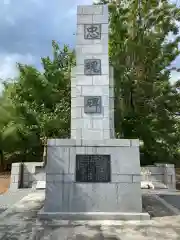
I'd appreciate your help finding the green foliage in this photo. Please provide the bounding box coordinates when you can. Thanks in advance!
[99,0,180,164]
[0,41,75,169]
[1,1,180,168]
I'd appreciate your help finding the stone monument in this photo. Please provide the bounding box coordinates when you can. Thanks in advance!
[39,4,150,220]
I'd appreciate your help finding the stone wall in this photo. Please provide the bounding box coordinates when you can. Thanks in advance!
[9,162,45,190]
[141,163,176,189]
[9,161,176,190]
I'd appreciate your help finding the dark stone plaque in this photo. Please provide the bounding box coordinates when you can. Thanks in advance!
[84,96,101,114]
[84,59,101,75]
[84,24,101,39]
[76,155,111,183]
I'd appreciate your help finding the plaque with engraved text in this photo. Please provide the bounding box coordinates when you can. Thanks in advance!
[84,24,101,39]
[84,59,101,75]
[84,96,101,114]
[76,155,111,183]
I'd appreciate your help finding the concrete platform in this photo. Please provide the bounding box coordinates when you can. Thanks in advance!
[38,208,150,221]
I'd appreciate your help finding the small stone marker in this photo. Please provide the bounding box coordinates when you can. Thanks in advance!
[84,59,101,75]
[84,24,101,39]
[84,96,101,113]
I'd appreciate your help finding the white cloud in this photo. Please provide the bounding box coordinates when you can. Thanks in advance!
[0,53,35,80]
[0,0,178,90]
[0,53,36,92]
[0,0,94,92]
[170,70,180,83]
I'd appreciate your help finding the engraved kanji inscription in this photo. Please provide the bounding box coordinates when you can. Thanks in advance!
[84,96,101,113]
[84,59,101,75]
[76,155,111,183]
[84,24,101,39]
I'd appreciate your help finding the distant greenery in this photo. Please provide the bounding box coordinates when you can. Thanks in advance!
[1,1,180,170]
[0,41,74,170]
[100,0,180,164]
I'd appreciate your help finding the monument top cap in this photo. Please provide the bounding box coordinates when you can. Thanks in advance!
[77,5,108,16]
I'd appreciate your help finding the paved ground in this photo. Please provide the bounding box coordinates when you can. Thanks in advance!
[0,189,33,210]
[160,194,180,211]
[0,190,180,239]
[0,191,44,240]
[33,217,180,239]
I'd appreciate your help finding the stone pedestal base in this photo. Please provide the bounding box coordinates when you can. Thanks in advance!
[43,139,143,220]
[38,209,150,221]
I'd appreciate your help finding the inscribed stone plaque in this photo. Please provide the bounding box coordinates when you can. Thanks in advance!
[84,24,101,39]
[76,155,111,183]
[84,96,101,113]
[84,59,101,75]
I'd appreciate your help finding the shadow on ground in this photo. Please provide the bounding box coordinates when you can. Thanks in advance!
[142,194,179,217]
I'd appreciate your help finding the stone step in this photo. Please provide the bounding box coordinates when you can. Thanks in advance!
[38,209,150,221]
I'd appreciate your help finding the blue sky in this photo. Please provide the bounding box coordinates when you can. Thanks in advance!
[0,0,179,88]
[0,0,92,85]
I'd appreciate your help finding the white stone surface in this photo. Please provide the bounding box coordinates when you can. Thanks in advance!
[81,85,109,95]
[76,53,109,66]
[141,181,154,189]
[77,15,93,24]
[71,86,82,97]
[93,14,109,24]
[75,75,93,85]
[92,118,110,129]
[71,107,82,118]
[71,118,93,129]
[77,5,104,15]
[131,139,140,147]
[71,97,84,108]
[76,44,104,55]
[92,75,109,85]
[9,163,21,190]
[36,181,46,189]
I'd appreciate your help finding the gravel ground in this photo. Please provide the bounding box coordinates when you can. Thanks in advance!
[0,191,180,239]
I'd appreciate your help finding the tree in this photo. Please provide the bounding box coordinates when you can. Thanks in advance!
[0,83,25,169]
[0,41,74,168]
[99,0,180,164]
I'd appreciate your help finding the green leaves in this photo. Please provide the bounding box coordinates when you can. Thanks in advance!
[0,41,74,166]
[104,0,180,164]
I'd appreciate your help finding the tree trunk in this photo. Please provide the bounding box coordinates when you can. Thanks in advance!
[0,150,4,172]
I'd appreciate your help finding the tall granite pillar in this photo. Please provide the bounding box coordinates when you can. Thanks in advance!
[39,4,150,221]
[71,5,114,140]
